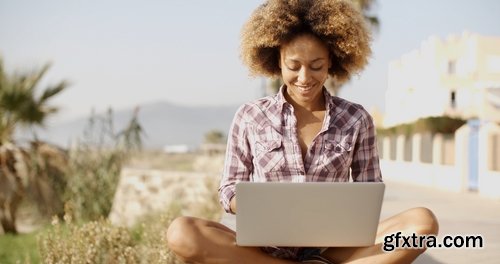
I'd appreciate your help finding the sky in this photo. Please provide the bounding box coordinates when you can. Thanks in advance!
[1,0,500,122]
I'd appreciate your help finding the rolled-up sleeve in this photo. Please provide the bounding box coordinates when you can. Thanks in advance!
[351,111,382,182]
[218,105,253,213]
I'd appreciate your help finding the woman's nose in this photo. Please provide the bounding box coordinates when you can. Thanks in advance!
[297,67,311,84]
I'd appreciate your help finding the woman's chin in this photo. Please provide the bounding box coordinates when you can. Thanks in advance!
[293,88,321,101]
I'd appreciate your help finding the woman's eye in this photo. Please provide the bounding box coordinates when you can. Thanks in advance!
[285,63,322,71]
[311,65,323,71]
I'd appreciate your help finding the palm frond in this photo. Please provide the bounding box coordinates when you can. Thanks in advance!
[24,63,51,93]
[0,58,67,142]
[40,81,67,103]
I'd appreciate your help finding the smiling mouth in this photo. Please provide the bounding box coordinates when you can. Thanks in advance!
[296,85,314,93]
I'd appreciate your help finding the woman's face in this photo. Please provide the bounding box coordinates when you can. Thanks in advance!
[279,33,331,106]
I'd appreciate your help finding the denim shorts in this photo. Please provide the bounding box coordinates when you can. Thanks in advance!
[297,247,323,261]
[261,246,328,261]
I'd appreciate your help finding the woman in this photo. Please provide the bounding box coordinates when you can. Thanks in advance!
[167,0,439,263]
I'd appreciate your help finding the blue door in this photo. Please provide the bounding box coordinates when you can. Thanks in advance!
[467,119,480,191]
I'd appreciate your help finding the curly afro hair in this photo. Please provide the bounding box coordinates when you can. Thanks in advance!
[240,0,372,84]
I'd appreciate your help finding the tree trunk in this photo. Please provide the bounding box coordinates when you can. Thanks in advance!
[0,198,19,234]
[0,143,26,234]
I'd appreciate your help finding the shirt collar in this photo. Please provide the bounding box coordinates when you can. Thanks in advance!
[275,84,288,110]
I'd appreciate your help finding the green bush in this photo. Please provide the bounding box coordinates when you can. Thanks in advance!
[377,116,466,136]
[38,175,222,264]
[38,201,213,263]
[64,109,143,221]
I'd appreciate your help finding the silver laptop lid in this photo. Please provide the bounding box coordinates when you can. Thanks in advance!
[236,182,385,247]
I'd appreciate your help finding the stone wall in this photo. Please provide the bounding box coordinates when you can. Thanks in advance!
[109,154,225,227]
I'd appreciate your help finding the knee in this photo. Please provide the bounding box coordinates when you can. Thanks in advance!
[166,216,201,260]
[406,207,439,236]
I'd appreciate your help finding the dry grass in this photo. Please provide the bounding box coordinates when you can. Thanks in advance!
[38,209,180,264]
[38,171,223,264]
[127,151,198,171]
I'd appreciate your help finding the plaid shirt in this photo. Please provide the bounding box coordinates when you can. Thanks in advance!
[218,86,382,260]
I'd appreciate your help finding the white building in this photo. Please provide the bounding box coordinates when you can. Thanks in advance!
[163,144,192,154]
[384,32,500,127]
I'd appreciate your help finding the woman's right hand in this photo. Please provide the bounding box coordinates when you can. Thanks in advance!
[230,197,237,214]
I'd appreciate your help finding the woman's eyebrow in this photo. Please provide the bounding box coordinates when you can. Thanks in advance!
[286,58,326,63]
[311,58,326,62]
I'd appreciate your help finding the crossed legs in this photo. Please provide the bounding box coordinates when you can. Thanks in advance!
[166,216,296,264]
[166,207,439,264]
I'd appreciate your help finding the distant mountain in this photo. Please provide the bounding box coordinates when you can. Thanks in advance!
[20,101,240,150]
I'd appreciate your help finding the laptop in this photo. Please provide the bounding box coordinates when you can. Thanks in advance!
[235,182,385,247]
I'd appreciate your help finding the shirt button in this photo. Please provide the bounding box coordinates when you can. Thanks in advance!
[335,145,342,152]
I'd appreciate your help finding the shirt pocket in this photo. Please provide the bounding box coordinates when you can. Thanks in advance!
[254,138,286,178]
[320,134,353,179]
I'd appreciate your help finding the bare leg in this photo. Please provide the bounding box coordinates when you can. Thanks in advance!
[321,207,439,264]
[166,216,299,264]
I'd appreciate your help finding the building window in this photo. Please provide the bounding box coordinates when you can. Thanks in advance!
[448,60,456,75]
[450,91,456,108]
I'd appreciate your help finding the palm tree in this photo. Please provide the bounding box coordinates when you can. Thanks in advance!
[0,57,67,233]
[0,60,67,142]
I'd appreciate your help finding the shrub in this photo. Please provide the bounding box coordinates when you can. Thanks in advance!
[39,215,139,264]
[128,203,184,264]
[64,109,143,221]
[377,116,466,136]
[39,174,222,264]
